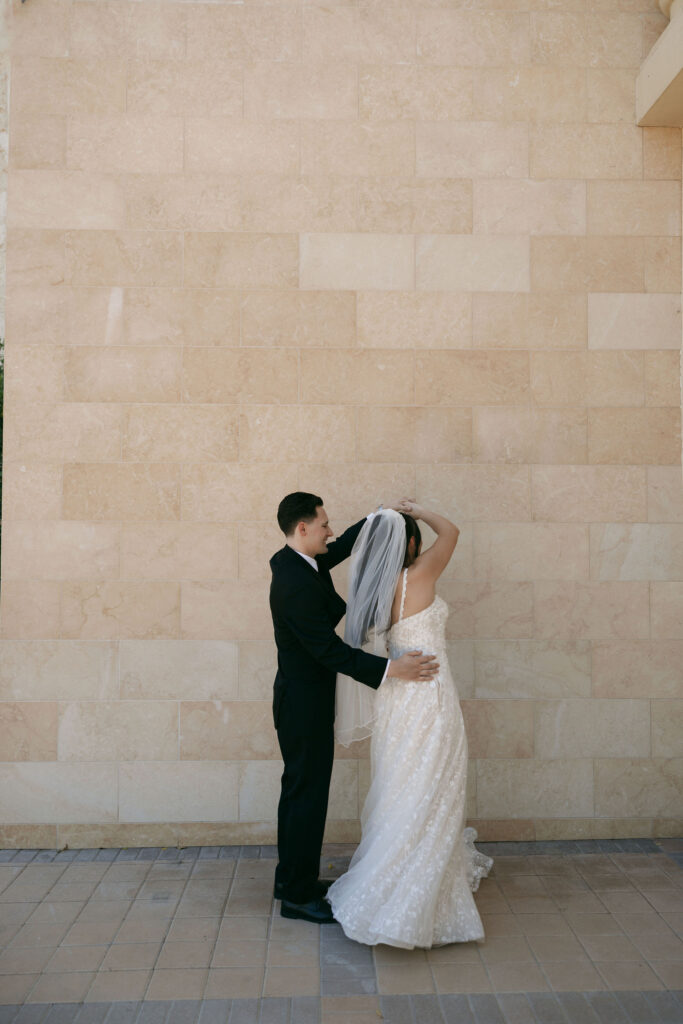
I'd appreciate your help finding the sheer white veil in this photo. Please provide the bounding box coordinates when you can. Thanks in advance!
[335,509,407,746]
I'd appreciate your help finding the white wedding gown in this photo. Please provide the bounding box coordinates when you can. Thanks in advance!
[327,570,493,948]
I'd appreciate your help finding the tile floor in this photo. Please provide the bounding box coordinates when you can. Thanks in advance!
[0,839,681,1023]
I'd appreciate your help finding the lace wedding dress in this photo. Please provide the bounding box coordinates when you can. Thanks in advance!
[327,569,493,948]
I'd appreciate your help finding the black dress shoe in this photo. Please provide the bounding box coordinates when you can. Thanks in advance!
[280,896,335,924]
[273,878,333,900]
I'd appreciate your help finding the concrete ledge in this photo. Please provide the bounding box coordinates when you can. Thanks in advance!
[637,11,683,126]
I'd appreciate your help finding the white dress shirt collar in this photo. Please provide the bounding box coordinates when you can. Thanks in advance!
[293,549,318,572]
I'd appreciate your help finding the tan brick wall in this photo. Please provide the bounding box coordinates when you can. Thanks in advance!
[0,0,681,847]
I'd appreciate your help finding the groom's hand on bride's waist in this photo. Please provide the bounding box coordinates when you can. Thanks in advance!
[388,651,439,681]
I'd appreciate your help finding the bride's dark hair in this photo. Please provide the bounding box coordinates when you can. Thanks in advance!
[400,512,422,568]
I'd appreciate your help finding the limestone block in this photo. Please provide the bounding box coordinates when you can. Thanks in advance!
[185,5,299,62]
[531,236,644,292]
[244,63,357,120]
[476,759,593,819]
[535,699,650,759]
[473,407,587,464]
[70,1,187,61]
[184,232,298,290]
[447,641,475,699]
[62,464,180,521]
[587,181,681,236]
[8,170,125,230]
[58,701,178,762]
[0,702,58,761]
[587,70,636,124]
[644,237,681,293]
[595,759,683,818]
[472,293,586,350]
[417,464,530,523]
[531,466,647,523]
[241,290,356,349]
[121,525,238,582]
[11,0,69,57]
[652,702,683,758]
[119,763,238,823]
[328,761,359,821]
[645,351,681,406]
[239,406,355,463]
[11,57,126,117]
[590,525,683,581]
[358,178,472,235]
[473,180,585,235]
[5,283,68,346]
[2,522,120,581]
[4,403,124,463]
[417,123,529,179]
[407,522,473,582]
[65,347,181,402]
[441,581,534,640]
[185,120,299,176]
[0,463,63,520]
[300,233,414,291]
[360,66,472,121]
[180,702,278,761]
[123,406,238,463]
[65,230,182,286]
[304,4,415,63]
[238,762,282,822]
[651,584,683,639]
[6,228,66,288]
[300,350,414,405]
[120,640,238,702]
[531,12,641,68]
[648,467,683,522]
[643,127,682,179]
[241,175,356,234]
[0,764,117,823]
[592,641,683,699]
[589,292,679,348]
[474,67,585,122]
[67,117,183,174]
[0,641,118,701]
[180,581,271,641]
[298,464,417,523]
[60,582,181,640]
[588,408,681,465]
[417,11,530,66]
[357,291,471,350]
[182,463,298,522]
[531,351,644,407]
[237,522,289,583]
[4,344,64,402]
[474,640,591,700]
[123,176,241,233]
[534,581,650,640]
[418,235,530,292]
[126,60,242,117]
[8,114,66,171]
[415,351,529,405]
[461,700,534,758]
[301,122,415,177]
[183,349,297,405]
[530,125,641,179]
[473,523,589,582]
[0,581,61,640]
[356,406,472,464]
[238,643,277,703]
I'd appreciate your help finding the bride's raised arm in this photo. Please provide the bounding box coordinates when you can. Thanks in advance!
[400,500,459,581]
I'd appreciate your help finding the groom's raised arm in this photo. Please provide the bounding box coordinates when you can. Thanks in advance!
[279,583,387,690]
[318,518,367,571]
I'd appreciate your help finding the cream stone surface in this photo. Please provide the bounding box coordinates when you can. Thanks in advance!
[2,0,681,842]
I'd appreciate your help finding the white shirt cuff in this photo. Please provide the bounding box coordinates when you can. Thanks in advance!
[380,661,391,685]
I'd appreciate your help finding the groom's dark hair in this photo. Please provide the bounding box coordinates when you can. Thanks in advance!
[278,491,324,536]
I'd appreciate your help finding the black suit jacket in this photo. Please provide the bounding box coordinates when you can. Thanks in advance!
[269,519,388,730]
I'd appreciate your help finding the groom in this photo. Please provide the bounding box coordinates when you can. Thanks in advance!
[269,491,439,923]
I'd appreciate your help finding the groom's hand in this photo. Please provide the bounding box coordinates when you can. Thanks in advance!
[390,651,439,681]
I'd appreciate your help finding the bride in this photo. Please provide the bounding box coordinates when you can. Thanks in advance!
[326,501,493,948]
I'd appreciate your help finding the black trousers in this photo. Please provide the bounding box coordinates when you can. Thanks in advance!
[274,702,334,905]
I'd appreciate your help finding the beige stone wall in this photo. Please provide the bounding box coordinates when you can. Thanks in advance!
[0,0,681,848]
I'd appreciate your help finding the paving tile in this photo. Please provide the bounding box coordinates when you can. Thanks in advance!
[196,1001,231,1024]
[145,969,207,1001]
[486,963,549,993]
[555,992,600,1024]
[133,1003,168,1024]
[320,964,377,997]
[527,933,590,962]
[542,960,607,992]
[596,961,664,991]
[226,999,259,1024]
[479,937,534,964]
[44,1005,86,1024]
[584,991,628,1024]
[44,944,107,973]
[258,998,288,1024]
[289,996,318,1024]
[204,968,264,1000]
[213,942,267,969]
[377,995,412,1024]
[12,1007,51,1024]
[523,992,569,1024]
[100,943,161,972]
[431,964,491,995]
[650,961,683,988]
[612,990,660,1022]
[166,1001,202,1024]
[469,993,506,1024]
[85,971,150,1002]
[156,941,214,971]
[439,993,476,1024]
[494,993,536,1024]
[644,991,683,1023]
[26,972,96,1004]
[102,1003,140,1023]
[376,964,435,996]
[409,994,446,1024]
[74,1004,110,1024]
[0,976,39,1005]
[262,967,319,997]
